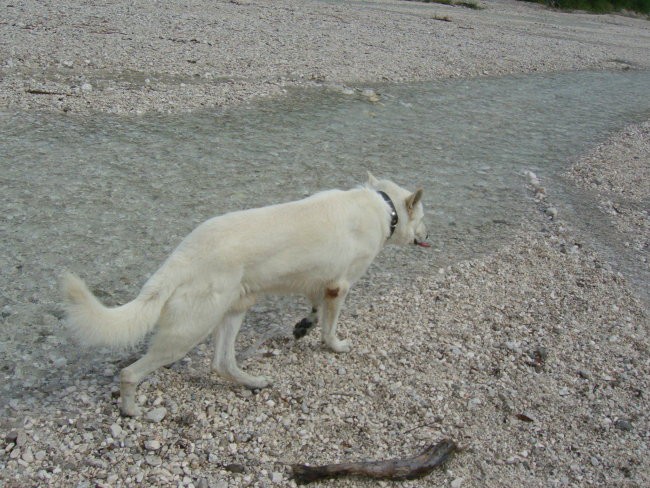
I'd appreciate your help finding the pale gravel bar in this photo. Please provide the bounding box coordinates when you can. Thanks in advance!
[1,1,649,487]
[1,0,649,114]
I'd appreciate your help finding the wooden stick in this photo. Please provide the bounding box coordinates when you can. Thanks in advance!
[291,439,458,485]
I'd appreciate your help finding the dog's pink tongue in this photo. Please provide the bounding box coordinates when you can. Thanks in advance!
[417,241,431,248]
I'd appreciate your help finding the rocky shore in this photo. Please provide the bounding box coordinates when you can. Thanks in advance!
[2,0,649,114]
[1,1,648,487]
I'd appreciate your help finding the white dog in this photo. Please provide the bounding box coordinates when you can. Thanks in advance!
[63,174,428,416]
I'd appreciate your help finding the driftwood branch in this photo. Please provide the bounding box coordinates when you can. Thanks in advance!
[25,88,69,96]
[291,439,458,485]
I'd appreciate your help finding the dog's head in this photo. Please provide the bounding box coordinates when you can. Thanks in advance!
[367,173,429,247]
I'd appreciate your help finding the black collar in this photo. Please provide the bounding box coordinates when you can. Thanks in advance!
[377,191,398,238]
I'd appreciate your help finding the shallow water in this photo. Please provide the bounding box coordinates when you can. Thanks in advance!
[2,69,649,285]
[1,70,649,413]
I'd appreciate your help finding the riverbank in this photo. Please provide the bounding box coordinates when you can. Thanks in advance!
[1,1,649,487]
[1,0,649,114]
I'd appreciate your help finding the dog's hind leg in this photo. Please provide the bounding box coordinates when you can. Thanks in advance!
[212,310,271,389]
[119,292,224,417]
[320,281,351,353]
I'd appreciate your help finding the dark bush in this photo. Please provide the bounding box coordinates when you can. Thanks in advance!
[520,0,650,14]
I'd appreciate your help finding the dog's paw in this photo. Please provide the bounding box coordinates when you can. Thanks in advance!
[293,317,314,339]
[244,375,272,390]
[328,338,352,353]
[120,402,142,418]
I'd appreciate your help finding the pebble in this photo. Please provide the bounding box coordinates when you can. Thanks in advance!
[110,423,123,438]
[146,407,167,423]
[525,170,540,187]
[614,419,633,432]
[145,455,163,467]
[505,341,521,353]
[145,439,161,451]
[360,88,381,103]
[51,356,67,367]
[467,398,481,410]
[545,207,558,219]
[451,478,464,488]
[5,430,19,443]
[22,446,34,463]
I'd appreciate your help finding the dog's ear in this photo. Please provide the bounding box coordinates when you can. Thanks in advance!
[405,188,423,218]
[367,172,380,188]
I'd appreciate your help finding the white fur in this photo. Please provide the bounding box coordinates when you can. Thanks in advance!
[62,174,427,416]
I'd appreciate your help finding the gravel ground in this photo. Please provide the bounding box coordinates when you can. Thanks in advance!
[568,121,650,275]
[1,1,649,487]
[1,0,649,114]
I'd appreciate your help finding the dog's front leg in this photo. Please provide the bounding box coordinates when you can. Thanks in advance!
[320,281,351,353]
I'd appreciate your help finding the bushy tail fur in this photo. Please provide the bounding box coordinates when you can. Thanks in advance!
[62,272,170,349]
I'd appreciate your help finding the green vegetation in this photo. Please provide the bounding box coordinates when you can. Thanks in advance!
[519,0,650,14]
[402,0,649,14]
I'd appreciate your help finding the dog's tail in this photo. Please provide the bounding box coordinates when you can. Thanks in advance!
[62,271,173,349]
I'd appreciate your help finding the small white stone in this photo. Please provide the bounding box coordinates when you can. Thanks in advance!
[525,170,540,187]
[545,207,558,219]
[21,447,34,463]
[145,407,167,423]
[467,398,481,410]
[51,356,67,367]
[110,423,123,438]
[451,477,464,488]
[145,454,162,467]
[81,83,93,92]
[144,439,161,451]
